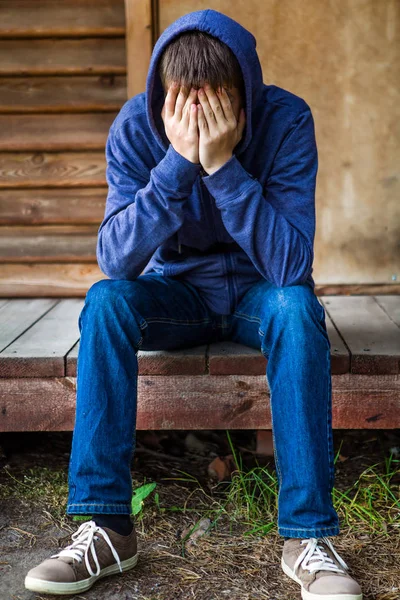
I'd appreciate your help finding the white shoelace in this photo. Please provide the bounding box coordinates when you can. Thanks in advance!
[294,537,349,576]
[50,520,123,577]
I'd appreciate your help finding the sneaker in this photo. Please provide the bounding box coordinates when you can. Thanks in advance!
[281,537,363,600]
[24,519,138,595]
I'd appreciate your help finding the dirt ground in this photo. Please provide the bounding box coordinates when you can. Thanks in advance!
[1,428,399,600]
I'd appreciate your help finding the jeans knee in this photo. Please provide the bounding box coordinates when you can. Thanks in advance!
[80,279,147,344]
[263,283,323,322]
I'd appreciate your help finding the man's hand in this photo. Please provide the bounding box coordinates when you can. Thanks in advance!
[197,83,246,175]
[161,82,200,164]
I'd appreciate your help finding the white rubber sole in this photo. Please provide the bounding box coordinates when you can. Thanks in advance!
[24,552,139,595]
[281,556,363,600]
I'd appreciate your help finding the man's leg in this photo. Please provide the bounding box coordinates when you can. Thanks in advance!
[66,274,218,518]
[228,278,339,537]
[227,280,362,598]
[25,273,220,595]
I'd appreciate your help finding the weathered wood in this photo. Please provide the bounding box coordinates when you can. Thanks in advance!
[324,296,400,374]
[315,284,400,296]
[209,342,266,376]
[0,374,399,432]
[321,302,351,373]
[0,299,58,352]
[374,295,400,327]
[0,76,127,113]
[0,0,125,38]
[124,0,153,98]
[67,343,209,377]
[0,226,98,261]
[0,39,126,76]
[0,113,117,151]
[0,152,106,188]
[0,264,102,297]
[0,188,106,225]
[0,300,83,377]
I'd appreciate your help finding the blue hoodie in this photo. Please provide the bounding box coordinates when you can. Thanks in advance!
[96,9,318,315]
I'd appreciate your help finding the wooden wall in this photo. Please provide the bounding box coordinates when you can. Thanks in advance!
[1,0,398,297]
[0,0,127,296]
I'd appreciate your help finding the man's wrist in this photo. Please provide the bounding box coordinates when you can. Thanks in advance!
[202,155,233,176]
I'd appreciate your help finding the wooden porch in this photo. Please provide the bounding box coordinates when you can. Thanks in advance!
[0,295,399,432]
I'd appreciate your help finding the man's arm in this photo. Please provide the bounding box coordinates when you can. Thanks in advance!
[96,120,201,280]
[201,109,318,287]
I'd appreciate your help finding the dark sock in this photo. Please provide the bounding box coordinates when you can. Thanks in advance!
[91,514,133,536]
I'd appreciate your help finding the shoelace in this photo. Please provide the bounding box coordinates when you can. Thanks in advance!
[294,537,349,576]
[50,520,123,577]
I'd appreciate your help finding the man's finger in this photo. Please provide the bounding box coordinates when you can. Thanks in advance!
[217,87,236,124]
[197,87,217,134]
[164,82,179,119]
[203,84,226,127]
[181,88,198,127]
[188,102,198,135]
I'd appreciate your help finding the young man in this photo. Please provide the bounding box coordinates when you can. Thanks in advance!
[25,9,363,599]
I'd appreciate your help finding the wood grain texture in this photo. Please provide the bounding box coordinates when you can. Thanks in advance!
[0,374,399,432]
[0,38,126,75]
[0,153,106,188]
[0,300,83,377]
[0,188,106,225]
[0,225,98,262]
[0,76,127,113]
[0,264,103,297]
[0,114,117,151]
[124,0,153,97]
[324,296,400,374]
[0,298,58,352]
[0,0,125,38]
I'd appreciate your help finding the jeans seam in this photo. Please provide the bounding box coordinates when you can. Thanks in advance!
[144,318,213,325]
[233,311,262,324]
[67,503,131,507]
[325,328,339,528]
[279,525,340,532]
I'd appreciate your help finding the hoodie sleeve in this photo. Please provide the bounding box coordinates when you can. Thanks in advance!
[201,109,318,287]
[96,122,202,280]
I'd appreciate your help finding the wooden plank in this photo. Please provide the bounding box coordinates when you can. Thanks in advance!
[0,188,106,225]
[0,0,125,38]
[0,374,399,432]
[124,0,153,97]
[374,295,400,327]
[0,298,58,351]
[0,153,106,188]
[0,225,98,262]
[321,301,351,373]
[315,284,400,296]
[0,113,117,151]
[0,264,103,297]
[208,341,266,376]
[67,342,209,377]
[0,38,126,76]
[323,296,400,374]
[0,299,83,377]
[0,76,127,113]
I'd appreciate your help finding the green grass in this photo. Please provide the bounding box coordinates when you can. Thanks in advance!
[1,432,399,537]
[155,431,400,537]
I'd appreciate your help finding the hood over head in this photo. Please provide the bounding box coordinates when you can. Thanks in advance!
[146,9,264,157]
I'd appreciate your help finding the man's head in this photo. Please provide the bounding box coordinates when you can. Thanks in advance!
[158,30,245,123]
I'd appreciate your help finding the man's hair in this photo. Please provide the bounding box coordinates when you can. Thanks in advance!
[158,30,245,101]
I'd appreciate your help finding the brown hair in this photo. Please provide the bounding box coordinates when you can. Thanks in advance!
[158,30,245,101]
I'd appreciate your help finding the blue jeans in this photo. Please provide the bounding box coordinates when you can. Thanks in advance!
[66,274,340,538]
